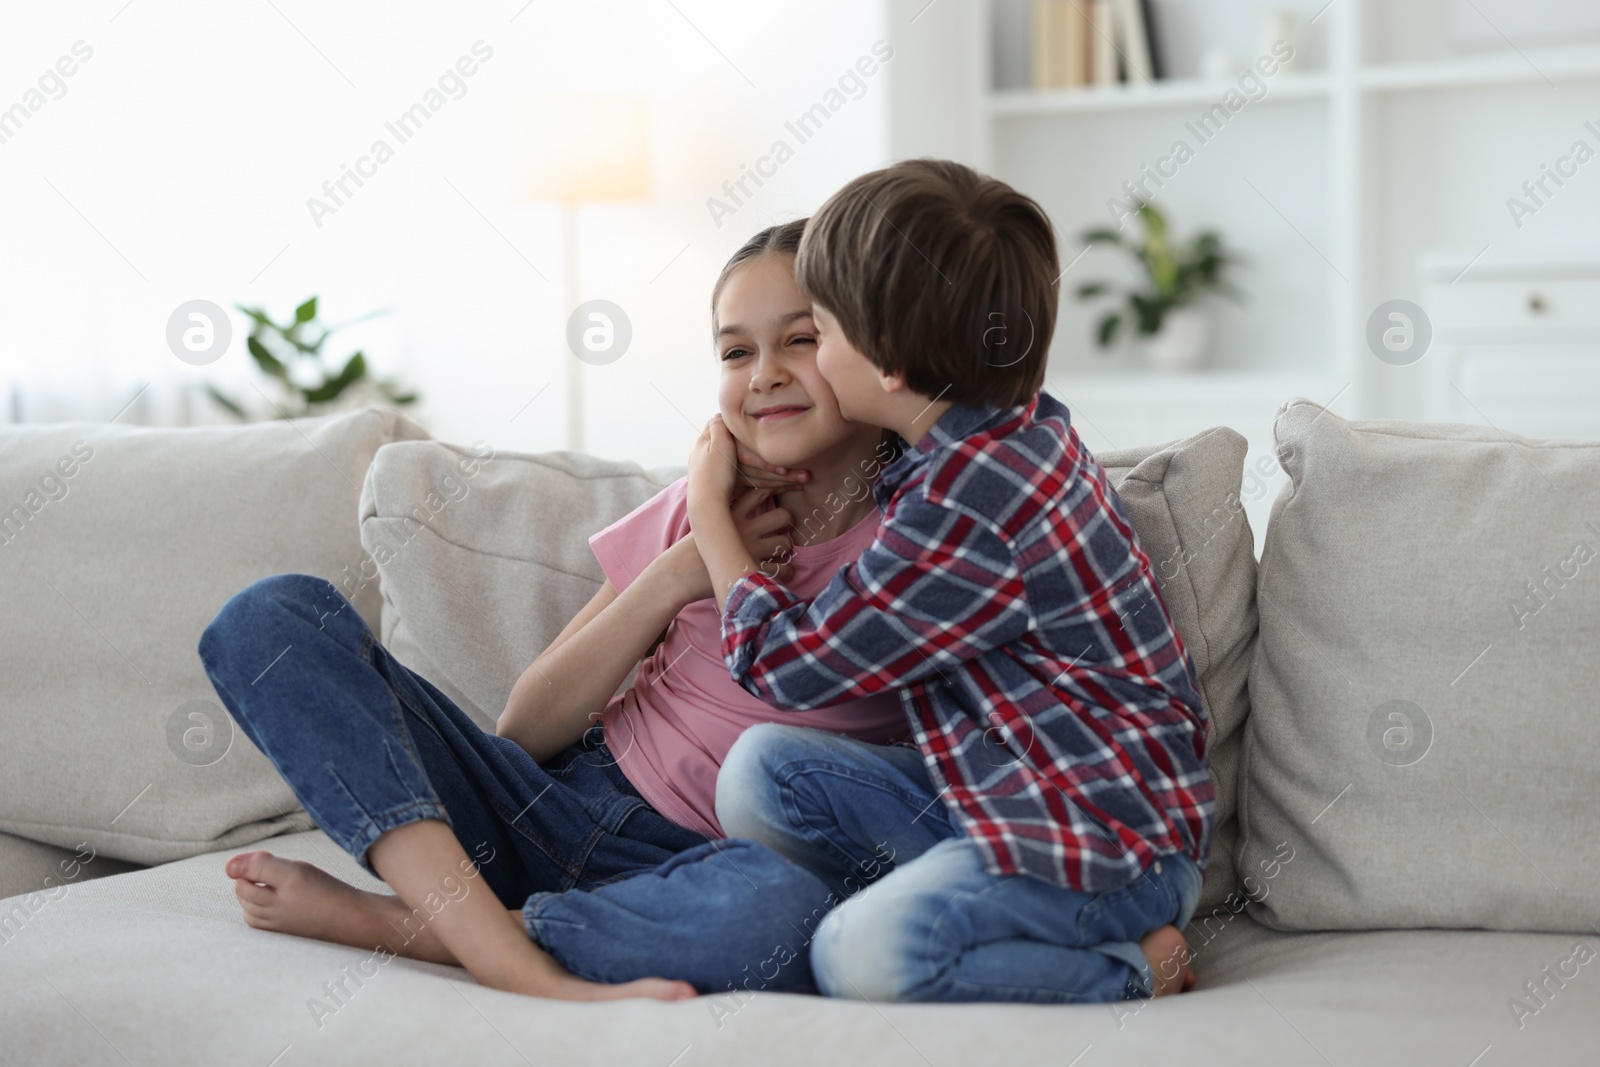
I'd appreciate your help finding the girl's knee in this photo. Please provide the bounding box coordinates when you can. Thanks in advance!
[199,573,351,669]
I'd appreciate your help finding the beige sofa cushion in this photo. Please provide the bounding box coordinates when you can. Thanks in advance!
[1239,397,1600,932]
[358,442,679,733]
[0,831,145,902]
[1096,427,1259,923]
[7,826,1597,1064]
[362,428,1258,923]
[0,407,429,865]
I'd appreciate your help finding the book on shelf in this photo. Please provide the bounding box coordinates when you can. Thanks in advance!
[1112,0,1154,85]
[1029,0,1163,91]
[1030,0,1086,89]
[1090,1,1117,86]
[1140,0,1166,79]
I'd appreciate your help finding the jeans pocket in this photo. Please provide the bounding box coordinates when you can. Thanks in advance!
[1074,885,1135,944]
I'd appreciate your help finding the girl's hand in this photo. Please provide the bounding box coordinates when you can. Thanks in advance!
[734,438,810,492]
[731,487,794,583]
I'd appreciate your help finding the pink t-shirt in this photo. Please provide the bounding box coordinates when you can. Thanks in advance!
[590,478,910,838]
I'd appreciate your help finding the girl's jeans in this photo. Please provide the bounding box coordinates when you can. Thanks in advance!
[197,573,832,992]
[715,723,1206,1004]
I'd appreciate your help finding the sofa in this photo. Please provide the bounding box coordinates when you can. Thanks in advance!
[2,400,1595,1066]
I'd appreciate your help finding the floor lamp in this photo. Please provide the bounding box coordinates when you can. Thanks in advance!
[520,95,650,454]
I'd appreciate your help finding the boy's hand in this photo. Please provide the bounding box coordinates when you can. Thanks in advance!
[665,489,794,603]
[687,415,741,506]
[687,416,785,611]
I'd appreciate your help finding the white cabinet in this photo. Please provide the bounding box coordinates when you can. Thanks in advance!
[1423,259,1600,441]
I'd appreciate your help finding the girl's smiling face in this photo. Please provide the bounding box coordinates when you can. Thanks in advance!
[713,252,878,470]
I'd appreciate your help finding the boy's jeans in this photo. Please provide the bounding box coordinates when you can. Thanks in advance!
[716,723,1205,1004]
[198,573,831,992]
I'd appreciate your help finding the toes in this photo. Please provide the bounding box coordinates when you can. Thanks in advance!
[228,850,302,889]
[234,877,275,906]
[227,850,273,883]
[630,978,698,1002]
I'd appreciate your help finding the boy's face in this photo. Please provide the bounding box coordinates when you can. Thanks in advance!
[714,254,879,469]
[812,303,888,426]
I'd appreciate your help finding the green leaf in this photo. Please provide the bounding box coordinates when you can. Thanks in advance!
[247,336,288,379]
[1079,228,1124,246]
[1137,200,1168,239]
[233,305,279,331]
[302,351,366,404]
[1129,294,1167,334]
[337,350,366,385]
[1075,282,1111,300]
[1096,313,1121,347]
[295,297,318,323]
[378,380,419,404]
[283,329,327,356]
[204,383,248,420]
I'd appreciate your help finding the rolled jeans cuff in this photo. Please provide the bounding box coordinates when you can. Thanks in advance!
[342,797,454,881]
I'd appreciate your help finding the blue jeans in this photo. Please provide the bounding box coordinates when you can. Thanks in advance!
[198,573,831,992]
[716,723,1205,1003]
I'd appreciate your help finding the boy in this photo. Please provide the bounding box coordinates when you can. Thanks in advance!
[686,158,1214,1004]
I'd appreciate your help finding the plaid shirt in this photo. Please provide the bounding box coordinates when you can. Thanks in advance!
[721,390,1214,893]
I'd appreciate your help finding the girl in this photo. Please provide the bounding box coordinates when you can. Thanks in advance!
[197,219,906,1001]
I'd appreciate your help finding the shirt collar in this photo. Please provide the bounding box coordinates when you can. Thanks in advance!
[870,394,1039,508]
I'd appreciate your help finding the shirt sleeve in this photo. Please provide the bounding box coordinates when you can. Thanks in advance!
[721,493,1035,711]
[588,477,689,594]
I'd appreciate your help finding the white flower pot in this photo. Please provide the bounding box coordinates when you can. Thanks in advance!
[1139,307,1213,374]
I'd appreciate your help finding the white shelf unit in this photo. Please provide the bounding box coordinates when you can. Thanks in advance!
[989,73,1333,115]
[885,0,1600,556]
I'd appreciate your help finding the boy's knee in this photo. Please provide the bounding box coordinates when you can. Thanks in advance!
[716,723,810,840]
[810,896,914,1002]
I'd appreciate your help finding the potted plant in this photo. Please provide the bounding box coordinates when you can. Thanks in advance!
[1074,201,1243,373]
[205,296,419,420]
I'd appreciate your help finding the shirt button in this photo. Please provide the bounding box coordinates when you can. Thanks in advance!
[1154,860,1163,874]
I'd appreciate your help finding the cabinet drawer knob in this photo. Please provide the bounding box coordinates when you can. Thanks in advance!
[1527,293,1547,314]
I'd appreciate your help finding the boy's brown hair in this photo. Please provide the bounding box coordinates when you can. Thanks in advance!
[794,158,1058,409]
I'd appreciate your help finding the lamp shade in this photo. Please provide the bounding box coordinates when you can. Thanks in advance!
[519,95,650,203]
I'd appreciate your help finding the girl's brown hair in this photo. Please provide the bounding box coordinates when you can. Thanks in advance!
[709,216,901,460]
[709,217,808,338]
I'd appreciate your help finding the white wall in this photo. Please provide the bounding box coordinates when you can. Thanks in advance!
[0,0,892,464]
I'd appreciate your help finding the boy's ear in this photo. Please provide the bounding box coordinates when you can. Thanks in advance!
[875,366,908,394]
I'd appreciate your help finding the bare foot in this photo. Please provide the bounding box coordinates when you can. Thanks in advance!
[227,850,449,959]
[225,850,696,1003]
[1139,924,1195,996]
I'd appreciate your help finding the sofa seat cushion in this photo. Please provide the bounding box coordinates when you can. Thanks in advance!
[1,828,1593,1065]
[1239,397,1600,932]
